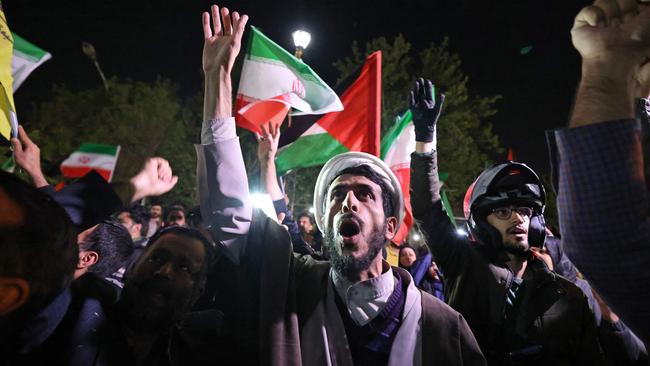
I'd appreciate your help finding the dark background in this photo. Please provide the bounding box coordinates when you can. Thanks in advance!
[4,0,588,174]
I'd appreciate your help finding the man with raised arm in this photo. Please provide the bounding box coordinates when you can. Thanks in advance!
[409,78,604,365]
[197,4,485,365]
[547,0,650,344]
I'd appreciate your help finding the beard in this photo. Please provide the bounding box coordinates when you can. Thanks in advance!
[326,222,387,282]
[502,238,530,256]
[119,278,193,333]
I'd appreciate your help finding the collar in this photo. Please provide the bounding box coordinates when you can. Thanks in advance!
[330,260,395,326]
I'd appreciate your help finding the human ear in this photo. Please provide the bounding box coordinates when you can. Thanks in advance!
[384,216,398,241]
[0,277,29,316]
[77,251,99,269]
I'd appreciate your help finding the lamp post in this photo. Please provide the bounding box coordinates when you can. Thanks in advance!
[81,42,109,90]
[292,30,311,60]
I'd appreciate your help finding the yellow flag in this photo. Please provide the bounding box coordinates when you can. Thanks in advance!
[0,2,16,141]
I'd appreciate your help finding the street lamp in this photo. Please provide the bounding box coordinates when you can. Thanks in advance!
[82,41,109,90]
[292,30,311,60]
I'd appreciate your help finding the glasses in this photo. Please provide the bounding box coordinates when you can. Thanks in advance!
[491,206,533,220]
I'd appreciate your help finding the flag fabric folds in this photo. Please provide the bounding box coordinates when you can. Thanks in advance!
[235,26,342,133]
[11,32,52,91]
[381,110,415,245]
[381,110,457,245]
[275,51,382,174]
[60,143,121,182]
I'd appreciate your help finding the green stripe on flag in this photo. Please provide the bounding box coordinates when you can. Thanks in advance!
[441,188,456,226]
[12,33,49,61]
[276,132,348,174]
[380,110,412,160]
[76,143,118,156]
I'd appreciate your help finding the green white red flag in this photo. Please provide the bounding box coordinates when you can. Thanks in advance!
[12,33,51,91]
[235,26,342,133]
[381,110,415,245]
[275,51,382,174]
[60,143,120,182]
[381,109,456,245]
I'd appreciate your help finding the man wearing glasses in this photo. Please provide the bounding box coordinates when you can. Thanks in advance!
[408,78,603,365]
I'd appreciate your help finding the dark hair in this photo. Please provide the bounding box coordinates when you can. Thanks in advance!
[297,212,315,225]
[186,206,203,228]
[137,226,215,288]
[80,219,134,278]
[334,165,395,217]
[0,171,77,318]
[165,205,186,224]
[119,204,149,237]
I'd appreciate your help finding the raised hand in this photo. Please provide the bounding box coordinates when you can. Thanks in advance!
[572,0,650,92]
[409,78,445,143]
[202,5,249,74]
[11,126,48,188]
[130,157,178,202]
[256,122,281,163]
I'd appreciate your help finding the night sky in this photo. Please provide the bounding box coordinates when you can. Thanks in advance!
[4,0,589,175]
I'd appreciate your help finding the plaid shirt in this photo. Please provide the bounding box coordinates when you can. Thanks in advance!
[549,118,650,344]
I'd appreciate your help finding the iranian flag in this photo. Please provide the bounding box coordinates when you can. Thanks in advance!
[235,26,342,133]
[381,110,415,245]
[275,51,382,174]
[12,33,51,91]
[381,110,457,245]
[60,143,120,182]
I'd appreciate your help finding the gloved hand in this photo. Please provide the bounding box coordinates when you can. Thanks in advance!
[409,78,445,143]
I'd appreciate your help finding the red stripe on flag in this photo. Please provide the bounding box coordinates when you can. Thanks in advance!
[391,166,413,245]
[60,166,112,181]
[317,51,382,157]
[235,94,291,134]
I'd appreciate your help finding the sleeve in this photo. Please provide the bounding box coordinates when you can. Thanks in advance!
[44,171,123,231]
[551,119,650,344]
[410,150,470,280]
[458,313,488,366]
[196,117,252,265]
[599,320,649,366]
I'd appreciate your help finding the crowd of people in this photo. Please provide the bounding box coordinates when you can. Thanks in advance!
[1,1,650,365]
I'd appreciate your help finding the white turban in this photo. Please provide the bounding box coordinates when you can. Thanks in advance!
[313,152,404,233]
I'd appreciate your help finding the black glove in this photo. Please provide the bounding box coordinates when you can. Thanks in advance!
[409,78,445,143]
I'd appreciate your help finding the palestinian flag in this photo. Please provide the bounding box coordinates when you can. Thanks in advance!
[234,26,342,133]
[60,143,120,182]
[12,33,51,91]
[275,51,382,174]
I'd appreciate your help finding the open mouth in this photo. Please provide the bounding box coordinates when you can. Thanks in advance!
[338,218,361,240]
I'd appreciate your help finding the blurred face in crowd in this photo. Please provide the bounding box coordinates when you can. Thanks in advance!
[118,211,142,239]
[120,233,205,332]
[166,210,186,227]
[428,261,441,280]
[298,216,314,234]
[486,205,532,254]
[150,205,163,219]
[324,173,396,279]
[399,247,417,269]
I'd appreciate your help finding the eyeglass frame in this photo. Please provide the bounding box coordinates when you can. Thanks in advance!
[490,206,534,220]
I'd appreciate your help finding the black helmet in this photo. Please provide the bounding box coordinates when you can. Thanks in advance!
[463,162,547,249]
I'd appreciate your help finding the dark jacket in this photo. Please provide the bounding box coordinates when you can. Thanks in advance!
[544,236,649,366]
[410,150,604,365]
